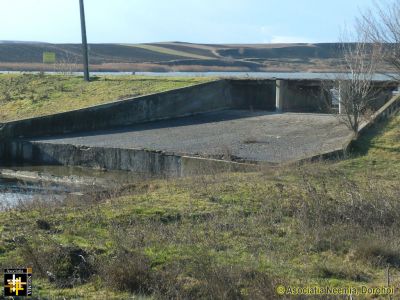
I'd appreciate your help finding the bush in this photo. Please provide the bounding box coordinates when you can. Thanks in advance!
[100,249,152,295]
[152,255,276,300]
[314,262,370,282]
[20,241,94,288]
[355,239,400,268]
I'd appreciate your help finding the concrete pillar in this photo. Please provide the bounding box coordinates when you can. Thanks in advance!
[276,79,286,112]
[338,83,343,114]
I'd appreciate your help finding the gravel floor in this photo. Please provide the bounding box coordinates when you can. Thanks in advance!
[32,110,352,163]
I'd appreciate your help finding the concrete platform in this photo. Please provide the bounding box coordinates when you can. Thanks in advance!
[31,110,352,163]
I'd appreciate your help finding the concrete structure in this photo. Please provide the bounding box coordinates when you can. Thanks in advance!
[0,78,395,140]
[358,94,400,134]
[0,110,353,176]
[0,80,232,139]
[0,139,257,177]
[0,78,397,177]
[275,80,285,112]
[230,79,276,110]
[20,111,350,163]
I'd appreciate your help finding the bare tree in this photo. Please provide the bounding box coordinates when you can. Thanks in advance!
[322,32,381,136]
[357,0,400,78]
[55,51,79,75]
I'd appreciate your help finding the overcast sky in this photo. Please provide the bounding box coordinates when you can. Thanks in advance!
[0,0,374,44]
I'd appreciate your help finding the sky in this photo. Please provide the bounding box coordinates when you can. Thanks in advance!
[0,0,374,44]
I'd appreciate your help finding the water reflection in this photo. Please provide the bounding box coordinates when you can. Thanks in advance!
[0,177,72,208]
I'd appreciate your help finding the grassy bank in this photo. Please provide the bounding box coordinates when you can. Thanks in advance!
[0,114,399,299]
[0,74,211,122]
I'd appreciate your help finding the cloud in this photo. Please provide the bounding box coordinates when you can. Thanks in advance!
[270,35,314,44]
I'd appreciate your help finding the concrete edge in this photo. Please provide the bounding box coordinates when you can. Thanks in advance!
[290,94,400,165]
[358,94,400,134]
[180,155,259,177]
[0,140,258,178]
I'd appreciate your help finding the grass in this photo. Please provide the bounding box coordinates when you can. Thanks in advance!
[0,114,399,298]
[0,74,211,122]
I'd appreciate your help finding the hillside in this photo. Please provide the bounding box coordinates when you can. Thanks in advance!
[0,42,346,72]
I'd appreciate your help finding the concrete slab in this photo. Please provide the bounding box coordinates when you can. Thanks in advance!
[30,110,352,163]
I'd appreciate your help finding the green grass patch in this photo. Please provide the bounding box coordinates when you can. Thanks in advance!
[0,74,211,122]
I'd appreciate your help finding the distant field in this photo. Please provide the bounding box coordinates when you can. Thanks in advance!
[0,74,211,122]
[128,44,215,60]
[0,42,350,72]
[0,43,188,64]
[0,41,395,76]
[148,42,220,58]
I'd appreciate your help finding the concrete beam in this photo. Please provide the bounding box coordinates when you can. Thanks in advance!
[275,79,287,112]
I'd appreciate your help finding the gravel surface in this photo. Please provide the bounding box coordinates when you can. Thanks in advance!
[32,110,352,163]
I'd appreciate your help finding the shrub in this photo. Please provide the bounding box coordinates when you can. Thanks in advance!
[152,255,276,300]
[355,239,400,268]
[314,262,370,282]
[100,249,152,295]
[20,241,94,288]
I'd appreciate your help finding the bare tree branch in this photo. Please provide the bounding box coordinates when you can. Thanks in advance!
[357,0,400,79]
[322,30,381,135]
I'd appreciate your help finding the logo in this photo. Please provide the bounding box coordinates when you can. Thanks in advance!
[4,268,32,297]
[276,285,286,295]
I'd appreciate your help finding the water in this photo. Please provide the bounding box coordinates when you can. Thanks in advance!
[0,177,71,208]
[0,165,151,208]
[0,70,396,81]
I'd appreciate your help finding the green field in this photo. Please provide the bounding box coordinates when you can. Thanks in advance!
[0,111,399,298]
[0,74,211,122]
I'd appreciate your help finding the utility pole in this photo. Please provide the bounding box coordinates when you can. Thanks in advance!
[79,0,90,81]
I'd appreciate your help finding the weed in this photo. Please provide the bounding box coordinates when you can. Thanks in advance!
[100,249,152,294]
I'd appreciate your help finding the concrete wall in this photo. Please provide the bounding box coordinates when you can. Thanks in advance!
[0,140,257,177]
[0,78,331,141]
[1,78,395,141]
[0,79,232,139]
[368,88,396,111]
[229,79,276,110]
[282,80,329,112]
[358,94,400,134]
